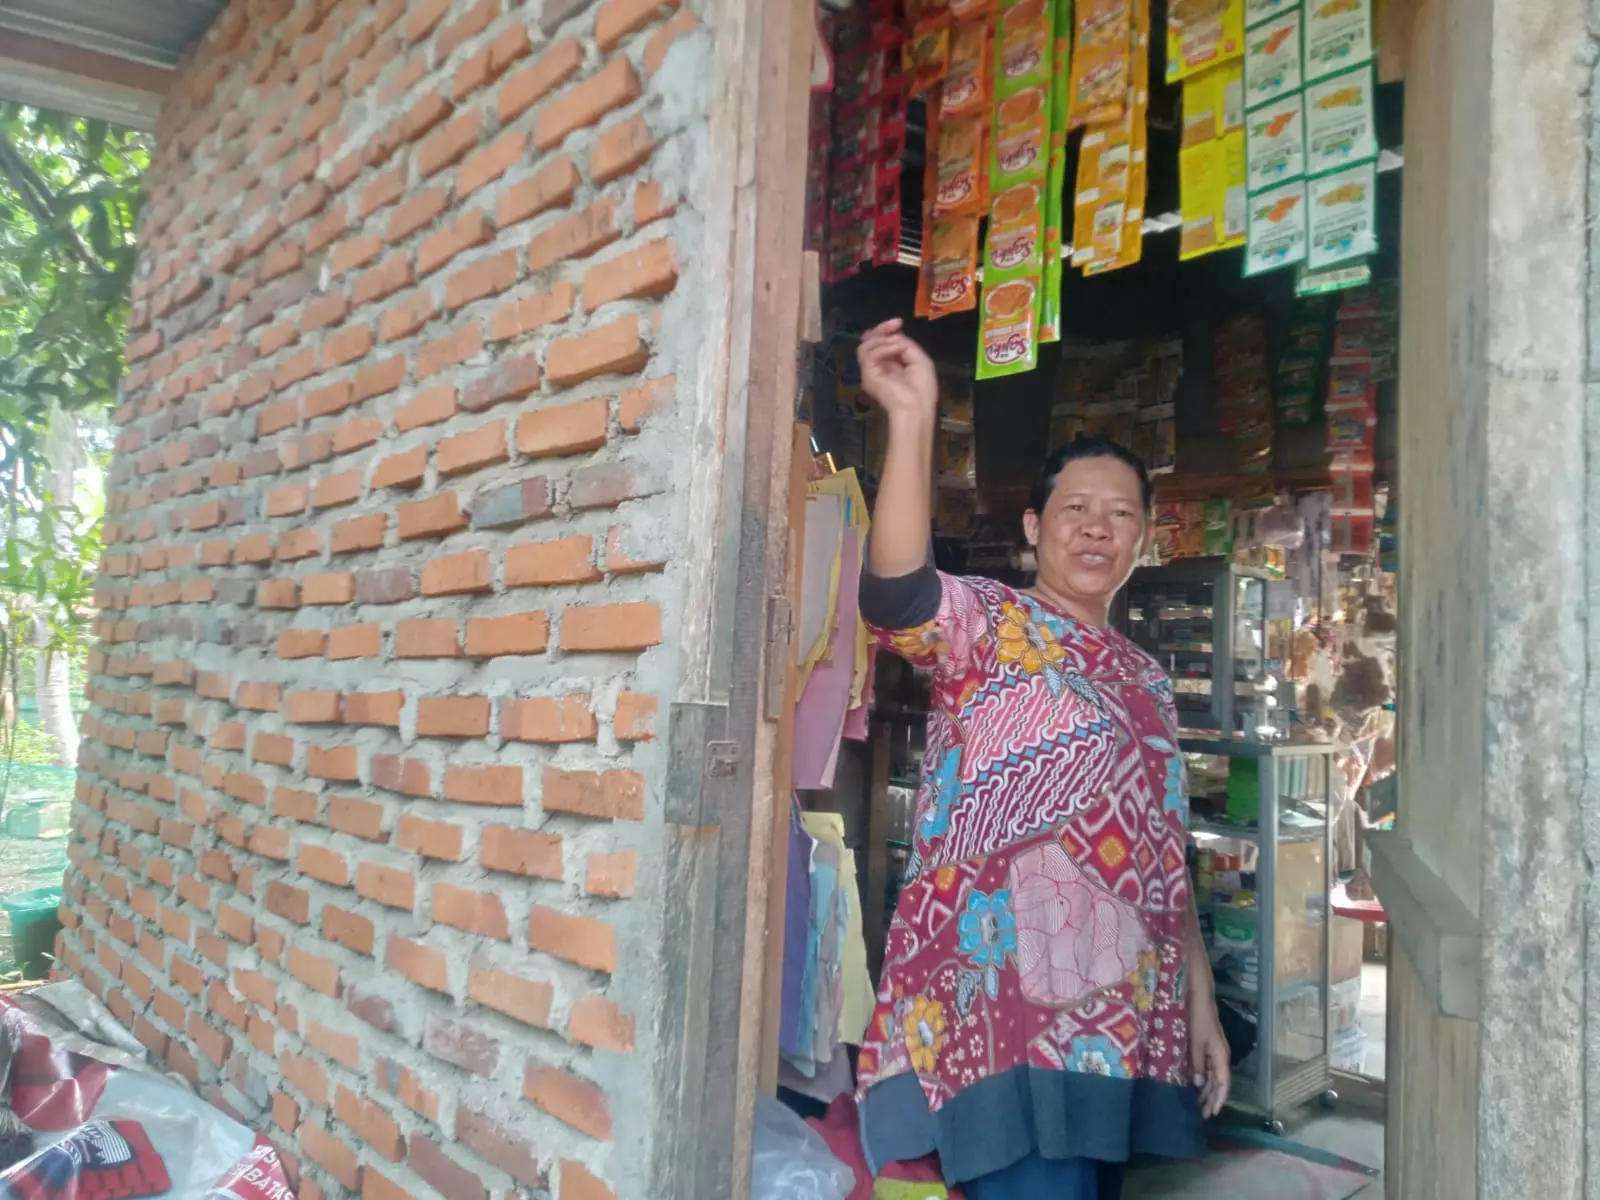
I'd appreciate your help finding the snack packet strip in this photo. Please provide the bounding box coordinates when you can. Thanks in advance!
[1039,0,1073,342]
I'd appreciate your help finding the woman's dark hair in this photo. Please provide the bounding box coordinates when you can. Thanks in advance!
[1028,436,1154,516]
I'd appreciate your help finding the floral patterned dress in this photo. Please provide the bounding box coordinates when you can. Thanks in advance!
[855,570,1205,1184]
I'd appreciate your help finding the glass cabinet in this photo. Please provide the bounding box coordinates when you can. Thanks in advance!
[1182,739,1336,1132]
[1118,559,1278,737]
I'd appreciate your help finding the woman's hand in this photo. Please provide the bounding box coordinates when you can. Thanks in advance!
[858,318,938,425]
[1188,998,1231,1119]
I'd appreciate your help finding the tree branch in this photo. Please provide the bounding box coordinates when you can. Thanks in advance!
[0,131,112,278]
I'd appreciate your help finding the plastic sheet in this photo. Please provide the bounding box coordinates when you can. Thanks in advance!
[0,981,294,1198]
[751,1097,855,1200]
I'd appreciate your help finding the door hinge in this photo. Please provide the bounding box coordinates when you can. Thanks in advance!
[763,594,792,721]
[705,741,739,778]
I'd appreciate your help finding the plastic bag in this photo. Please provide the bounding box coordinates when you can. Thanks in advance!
[751,1097,855,1200]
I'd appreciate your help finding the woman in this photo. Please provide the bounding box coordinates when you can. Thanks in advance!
[853,320,1229,1199]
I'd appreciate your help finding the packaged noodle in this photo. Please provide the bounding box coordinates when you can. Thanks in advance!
[904,24,952,96]
[1244,91,1304,192]
[1243,179,1308,275]
[1069,0,1132,127]
[921,215,982,317]
[1304,0,1373,83]
[1072,121,1132,267]
[1039,0,1072,343]
[1178,140,1227,258]
[993,85,1051,186]
[1307,161,1376,270]
[941,19,992,119]
[976,274,1042,378]
[997,0,1051,83]
[1242,7,1301,108]
[1182,61,1240,146]
[933,114,987,217]
[1165,0,1244,84]
[988,181,1046,274]
[1305,67,1377,174]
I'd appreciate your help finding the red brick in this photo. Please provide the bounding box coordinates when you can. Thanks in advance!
[300,843,352,886]
[288,945,342,998]
[569,993,635,1052]
[418,324,483,376]
[343,689,403,725]
[496,156,581,232]
[407,1135,490,1200]
[614,691,658,740]
[536,58,641,151]
[586,850,638,898]
[590,113,655,186]
[436,0,501,60]
[480,824,563,879]
[432,884,509,940]
[400,91,453,145]
[504,536,599,588]
[353,354,408,401]
[619,374,673,431]
[398,814,466,860]
[332,234,383,275]
[457,130,528,201]
[332,512,388,554]
[446,250,518,311]
[454,1109,544,1189]
[583,238,677,311]
[324,904,377,955]
[598,0,680,50]
[524,1065,612,1139]
[442,763,522,806]
[542,767,644,820]
[497,39,579,126]
[301,1122,362,1192]
[418,209,492,277]
[465,612,549,656]
[379,290,437,342]
[336,1086,403,1161]
[501,695,597,744]
[467,964,553,1028]
[421,549,491,595]
[308,743,361,781]
[385,935,449,993]
[516,396,608,457]
[386,186,449,244]
[323,325,375,370]
[545,316,647,386]
[399,492,467,539]
[373,444,428,489]
[395,618,460,658]
[312,469,363,508]
[490,281,574,342]
[416,694,490,738]
[328,623,383,660]
[357,862,416,910]
[353,256,414,307]
[333,416,384,454]
[396,385,457,431]
[528,907,615,972]
[561,1160,619,1200]
[359,167,405,218]
[562,601,661,652]
[419,110,485,178]
[527,196,617,272]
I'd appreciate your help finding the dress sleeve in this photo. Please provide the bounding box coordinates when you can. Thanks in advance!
[859,561,990,676]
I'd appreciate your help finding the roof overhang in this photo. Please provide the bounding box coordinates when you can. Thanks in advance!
[0,1,228,130]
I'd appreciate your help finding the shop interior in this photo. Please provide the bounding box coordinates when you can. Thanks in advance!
[762,1,1400,1196]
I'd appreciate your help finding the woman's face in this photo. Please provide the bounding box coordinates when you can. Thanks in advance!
[1023,456,1150,609]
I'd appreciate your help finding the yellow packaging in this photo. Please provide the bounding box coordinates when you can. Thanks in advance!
[1165,0,1245,83]
[1068,0,1132,127]
[1181,61,1243,148]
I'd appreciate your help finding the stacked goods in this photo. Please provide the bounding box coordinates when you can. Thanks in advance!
[820,2,910,284]
[1325,284,1387,552]
[1047,339,1180,474]
[1068,0,1151,278]
[1213,314,1274,481]
[1273,293,1336,426]
[972,0,1057,377]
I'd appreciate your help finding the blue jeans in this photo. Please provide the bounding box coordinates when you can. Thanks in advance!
[962,1154,1126,1200]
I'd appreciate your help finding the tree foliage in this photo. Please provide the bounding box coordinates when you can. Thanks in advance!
[0,104,143,770]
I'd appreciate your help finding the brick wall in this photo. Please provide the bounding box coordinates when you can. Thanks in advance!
[61,1,713,1196]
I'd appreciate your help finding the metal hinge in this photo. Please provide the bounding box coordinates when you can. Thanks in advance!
[763,594,792,721]
[705,741,739,778]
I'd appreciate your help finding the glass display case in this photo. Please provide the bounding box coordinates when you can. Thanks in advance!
[1182,738,1336,1133]
[1117,559,1279,737]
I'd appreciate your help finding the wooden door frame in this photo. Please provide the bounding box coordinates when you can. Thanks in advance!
[646,0,816,1196]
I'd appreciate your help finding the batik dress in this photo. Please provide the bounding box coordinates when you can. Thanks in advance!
[856,568,1206,1184]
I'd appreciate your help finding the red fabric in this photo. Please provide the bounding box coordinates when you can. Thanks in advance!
[808,1094,964,1198]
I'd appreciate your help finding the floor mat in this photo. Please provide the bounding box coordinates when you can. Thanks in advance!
[1123,1142,1376,1200]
